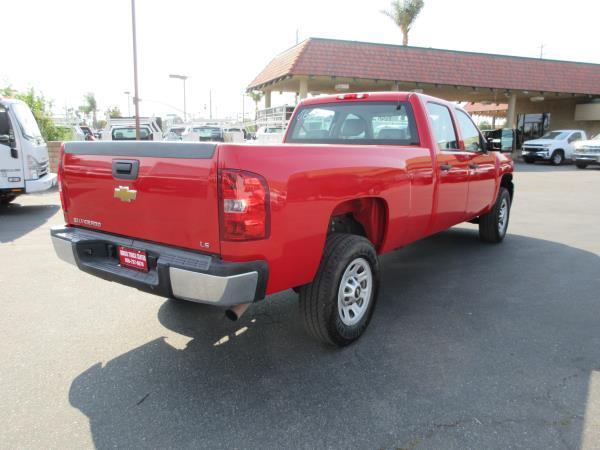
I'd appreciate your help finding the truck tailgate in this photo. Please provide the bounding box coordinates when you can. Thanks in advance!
[61,141,220,254]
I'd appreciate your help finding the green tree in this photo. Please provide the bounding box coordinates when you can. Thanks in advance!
[106,106,122,118]
[382,0,425,46]
[80,92,98,127]
[1,86,72,141]
[247,91,263,120]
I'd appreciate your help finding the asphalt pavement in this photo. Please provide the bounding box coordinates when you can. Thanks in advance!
[0,163,599,449]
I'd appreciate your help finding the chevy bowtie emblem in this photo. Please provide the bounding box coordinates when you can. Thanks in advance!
[114,186,137,203]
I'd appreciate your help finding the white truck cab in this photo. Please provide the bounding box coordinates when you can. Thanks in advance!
[101,117,162,141]
[522,129,586,165]
[0,98,57,204]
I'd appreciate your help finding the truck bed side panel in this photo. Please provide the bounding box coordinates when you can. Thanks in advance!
[217,143,434,294]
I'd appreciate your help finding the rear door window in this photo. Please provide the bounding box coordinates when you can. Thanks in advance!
[287,101,418,145]
[426,103,458,150]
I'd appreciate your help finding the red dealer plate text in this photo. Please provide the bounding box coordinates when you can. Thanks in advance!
[118,246,149,272]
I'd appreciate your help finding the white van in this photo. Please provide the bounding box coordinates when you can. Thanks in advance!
[0,98,57,205]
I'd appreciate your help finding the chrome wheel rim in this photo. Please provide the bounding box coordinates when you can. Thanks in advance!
[553,153,562,164]
[498,198,509,234]
[338,258,373,326]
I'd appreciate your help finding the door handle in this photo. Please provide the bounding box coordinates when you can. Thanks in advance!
[440,163,452,172]
[112,159,139,180]
[469,163,479,170]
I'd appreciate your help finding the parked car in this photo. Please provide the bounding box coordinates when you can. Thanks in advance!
[522,129,586,165]
[573,133,600,169]
[192,125,224,142]
[51,92,514,346]
[164,125,193,141]
[0,97,57,204]
[79,125,96,141]
[111,126,153,141]
[255,125,286,144]
[102,117,162,141]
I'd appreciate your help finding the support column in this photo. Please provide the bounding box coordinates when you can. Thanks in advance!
[299,77,308,100]
[264,90,271,109]
[506,92,517,129]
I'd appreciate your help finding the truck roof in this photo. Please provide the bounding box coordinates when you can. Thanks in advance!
[299,91,413,107]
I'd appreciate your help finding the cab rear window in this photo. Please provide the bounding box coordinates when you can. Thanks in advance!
[287,101,419,145]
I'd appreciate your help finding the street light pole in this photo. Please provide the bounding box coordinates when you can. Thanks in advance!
[124,91,131,116]
[130,0,141,140]
[169,74,188,122]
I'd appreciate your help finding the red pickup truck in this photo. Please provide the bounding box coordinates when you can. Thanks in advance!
[51,92,514,346]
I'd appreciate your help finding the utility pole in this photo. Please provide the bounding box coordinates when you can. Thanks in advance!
[209,89,213,120]
[539,43,544,59]
[169,74,188,122]
[131,0,141,139]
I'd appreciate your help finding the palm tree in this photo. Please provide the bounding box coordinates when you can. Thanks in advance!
[81,93,98,128]
[248,91,264,120]
[382,0,425,46]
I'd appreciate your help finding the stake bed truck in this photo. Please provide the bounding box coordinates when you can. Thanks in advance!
[51,92,514,346]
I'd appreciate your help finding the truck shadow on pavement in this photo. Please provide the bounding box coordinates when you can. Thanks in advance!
[69,229,600,449]
[0,202,59,243]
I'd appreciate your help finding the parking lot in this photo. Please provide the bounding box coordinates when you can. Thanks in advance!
[0,163,599,449]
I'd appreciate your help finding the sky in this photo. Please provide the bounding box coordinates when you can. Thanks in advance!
[2,0,599,121]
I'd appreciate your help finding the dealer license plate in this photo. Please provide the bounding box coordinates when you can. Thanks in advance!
[118,246,149,272]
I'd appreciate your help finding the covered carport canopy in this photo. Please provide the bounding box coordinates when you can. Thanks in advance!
[248,38,600,129]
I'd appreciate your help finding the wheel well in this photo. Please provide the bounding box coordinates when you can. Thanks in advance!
[553,148,564,155]
[501,173,514,202]
[328,198,387,250]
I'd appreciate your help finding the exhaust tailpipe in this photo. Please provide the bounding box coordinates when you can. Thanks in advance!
[225,303,250,321]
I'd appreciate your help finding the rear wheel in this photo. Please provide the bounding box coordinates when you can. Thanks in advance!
[576,163,588,169]
[479,187,511,243]
[299,234,379,347]
[550,150,564,166]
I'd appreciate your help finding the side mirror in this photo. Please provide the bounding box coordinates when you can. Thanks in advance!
[0,134,10,144]
[500,128,516,152]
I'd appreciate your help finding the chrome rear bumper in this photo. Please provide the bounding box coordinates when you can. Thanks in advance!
[51,226,267,306]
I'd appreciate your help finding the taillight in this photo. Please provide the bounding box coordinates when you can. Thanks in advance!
[58,143,68,213]
[219,169,269,241]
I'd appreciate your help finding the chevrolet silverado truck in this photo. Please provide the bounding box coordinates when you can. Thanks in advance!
[51,92,514,346]
[521,129,586,165]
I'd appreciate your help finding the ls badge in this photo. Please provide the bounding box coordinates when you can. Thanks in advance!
[114,186,137,203]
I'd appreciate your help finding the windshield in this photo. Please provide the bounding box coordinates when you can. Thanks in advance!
[193,127,221,137]
[169,127,185,136]
[12,102,43,141]
[541,131,568,140]
[287,101,418,145]
[112,127,151,140]
[592,133,600,141]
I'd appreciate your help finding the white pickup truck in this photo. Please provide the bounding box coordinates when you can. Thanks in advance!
[0,98,57,204]
[573,133,600,169]
[522,129,586,165]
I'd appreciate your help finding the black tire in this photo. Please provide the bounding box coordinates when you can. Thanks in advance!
[576,163,588,169]
[299,233,379,347]
[524,157,535,164]
[479,187,511,243]
[0,195,17,205]
[550,150,564,166]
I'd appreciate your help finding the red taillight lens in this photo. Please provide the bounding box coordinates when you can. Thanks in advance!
[219,169,269,241]
[58,143,68,213]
